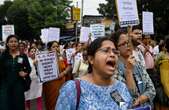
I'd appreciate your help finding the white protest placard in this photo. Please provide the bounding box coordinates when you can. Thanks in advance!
[40,35,45,43]
[90,24,105,38]
[36,51,59,82]
[66,48,75,64]
[48,27,60,42]
[110,22,116,32]
[80,27,90,42]
[115,0,139,27]
[2,25,15,41]
[40,28,49,43]
[143,12,154,35]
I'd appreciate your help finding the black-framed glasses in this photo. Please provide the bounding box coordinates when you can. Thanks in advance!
[97,47,119,54]
[118,41,130,47]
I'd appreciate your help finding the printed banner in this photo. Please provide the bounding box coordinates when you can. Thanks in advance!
[90,24,105,38]
[40,27,60,43]
[2,25,15,41]
[115,0,139,27]
[36,51,59,82]
[143,11,154,35]
[66,48,76,64]
[48,27,60,42]
[80,27,91,42]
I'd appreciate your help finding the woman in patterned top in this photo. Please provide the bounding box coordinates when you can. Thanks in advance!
[55,37,133,110]
[113,29,156,108]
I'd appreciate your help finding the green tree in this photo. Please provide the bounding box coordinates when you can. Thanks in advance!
[6,0,34,40]
[0,0,72,40]
[0,1,13,23]
[0,1,13,39]
[27,0,71,37]
[97,0,116,18]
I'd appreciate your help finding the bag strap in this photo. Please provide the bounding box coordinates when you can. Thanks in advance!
[75,79,81,110]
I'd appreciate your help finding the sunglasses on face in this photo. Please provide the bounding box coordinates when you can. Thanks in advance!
[97,47,119,54]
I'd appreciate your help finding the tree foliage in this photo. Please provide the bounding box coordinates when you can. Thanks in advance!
[0,0,71,40]
[97,0,115,18]
[6,0,34,40]
[98,0,169,40]
[0,1,13,39]
[27,0,71,37]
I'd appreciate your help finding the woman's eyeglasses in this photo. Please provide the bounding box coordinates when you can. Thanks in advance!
[97,48,119,54]
[118,41,130,48]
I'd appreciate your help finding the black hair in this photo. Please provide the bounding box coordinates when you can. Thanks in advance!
[5,34,19,52]
[47,41,58,50]
[159,41,165,52]
[30,41,37,47]
[63,43,69,49]
[142,34,151,39]
[28,47,36,53]
[165,36,169,53]
[19,41,26,47]
[132,25,142,31]
[111,29,128,47]
[158,40,164,52]
[75,42,81,47]
[71,42,77,48]
[87,37,113,73]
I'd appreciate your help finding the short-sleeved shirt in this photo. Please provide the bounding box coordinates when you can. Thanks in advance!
[56,79,132,110]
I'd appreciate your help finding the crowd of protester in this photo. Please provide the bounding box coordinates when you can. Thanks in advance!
[0,25,169,110]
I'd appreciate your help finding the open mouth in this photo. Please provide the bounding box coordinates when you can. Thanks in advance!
[106,60,116,67]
